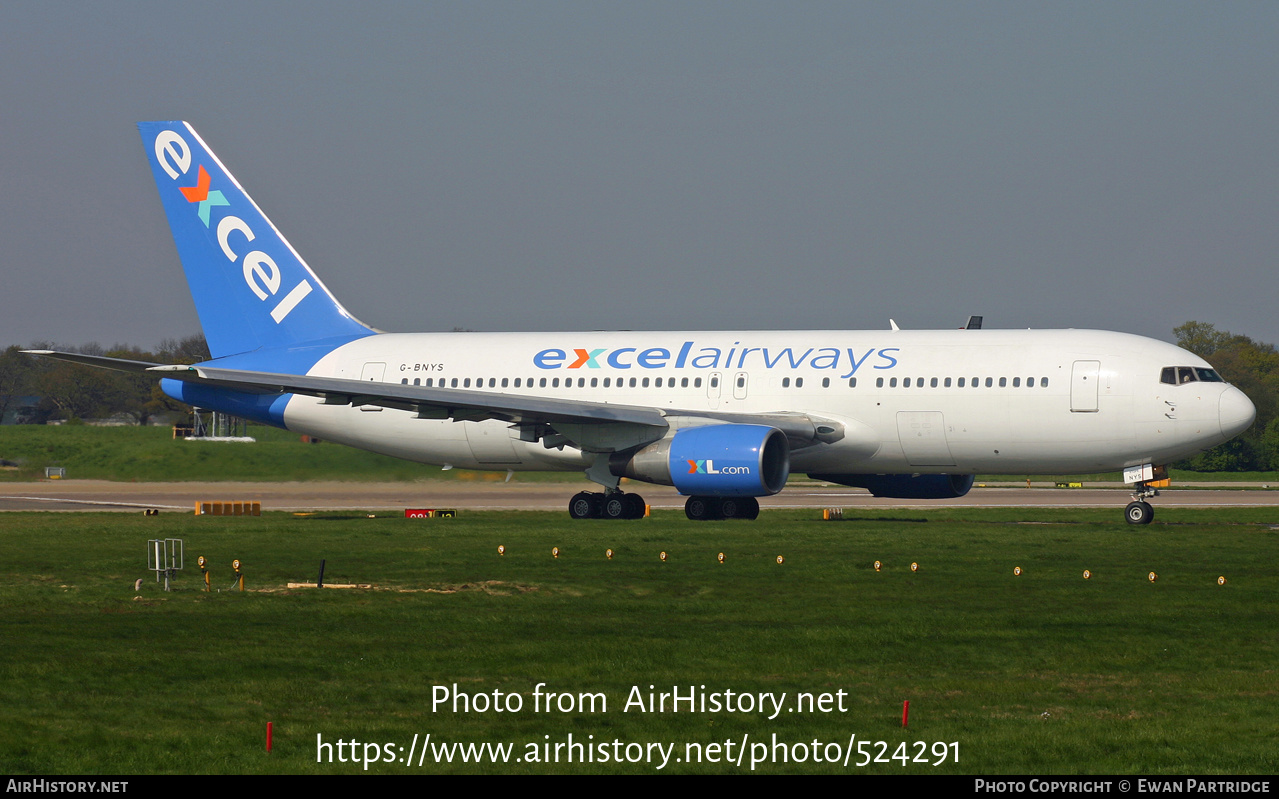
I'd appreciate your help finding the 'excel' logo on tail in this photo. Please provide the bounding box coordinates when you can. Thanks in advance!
[155,129,313,324]
[179,165,229,226]
[688,460,751,475]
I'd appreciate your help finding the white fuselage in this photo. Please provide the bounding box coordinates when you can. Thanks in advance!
[277,328,1253,478]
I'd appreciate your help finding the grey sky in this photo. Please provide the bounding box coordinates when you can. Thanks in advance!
[3,2,1277,351]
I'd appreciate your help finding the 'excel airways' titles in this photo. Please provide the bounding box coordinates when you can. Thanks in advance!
[533,342,900,379]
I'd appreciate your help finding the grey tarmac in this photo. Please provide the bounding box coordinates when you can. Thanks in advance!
[0,480,1275,513]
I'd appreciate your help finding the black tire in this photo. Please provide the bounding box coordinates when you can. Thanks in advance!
[685,495,722,521]
[603,494,628,519]
[720,498,740,519]
[1125,501,1154,525]
[569,491,600,520]
[740,496,760,520]
[624,493,647,519]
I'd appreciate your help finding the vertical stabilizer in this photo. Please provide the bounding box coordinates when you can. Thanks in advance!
[139,121,375,358]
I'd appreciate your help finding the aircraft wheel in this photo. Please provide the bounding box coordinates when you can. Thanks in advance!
[740,496,760,520]
[1124,501,1154,525]
[624,493,647,519]
[685,495,722,521]
[720,498,740,519]
[602,494,628,520]
[569,491,600,520]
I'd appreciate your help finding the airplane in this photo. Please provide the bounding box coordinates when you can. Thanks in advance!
[27,121,1257,524]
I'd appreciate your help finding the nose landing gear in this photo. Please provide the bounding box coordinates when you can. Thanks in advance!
[1124,484,1158,525]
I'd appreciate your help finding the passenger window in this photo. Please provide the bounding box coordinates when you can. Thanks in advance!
[642,377,650,388]
[903,377,911,388]
[849,378,858,388]
[1041,377,1048,388]
[629,378,637,388]
[451,378,459,388]
[931,377,938,388]
[711,377,719,388]
[985,377,993,388]
[796,377,803,388]
[464,378,471,388]
[890,378,898,388]
[944,377,951,387]
[822,377,830,388]
[999,377,1007,387]
[782,377,790,388]
[426,378,433,387]
[539,378,547,388]
[1013,377,1020,387]
[876,377,883,388]
[736,376,745,388]
[682,377,689,388]
[694,378,702,388]
[401,378,408,385]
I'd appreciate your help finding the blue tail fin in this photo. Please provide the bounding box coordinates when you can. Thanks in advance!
[139,122,375,359]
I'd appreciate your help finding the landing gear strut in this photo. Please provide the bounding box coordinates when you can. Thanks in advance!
[1124,482,1158,525]
[568,491,646,520]
[684,495,760,521]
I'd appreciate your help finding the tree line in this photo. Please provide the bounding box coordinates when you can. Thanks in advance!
[2,324,1277,471]
[0,336,209,426]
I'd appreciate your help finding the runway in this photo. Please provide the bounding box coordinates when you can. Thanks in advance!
[1,480,1276,513]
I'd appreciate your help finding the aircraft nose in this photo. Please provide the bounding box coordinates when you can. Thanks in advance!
[1219,386,1256,439]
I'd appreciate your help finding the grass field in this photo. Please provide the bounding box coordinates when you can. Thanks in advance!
[3,425,1278,485]
[0,506,1275,774]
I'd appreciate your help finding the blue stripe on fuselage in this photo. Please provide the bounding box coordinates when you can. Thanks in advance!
[160,334,371,429]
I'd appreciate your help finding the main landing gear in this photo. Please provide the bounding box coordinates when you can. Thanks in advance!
[568,491,647,520]
[684,495,760,521]
[1124,482,1159,525]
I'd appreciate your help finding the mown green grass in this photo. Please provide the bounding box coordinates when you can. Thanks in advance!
[0,507,1275,774]
[5,425,1278,484]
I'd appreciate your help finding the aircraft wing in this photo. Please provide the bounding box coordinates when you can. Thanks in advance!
[25,350,842,453]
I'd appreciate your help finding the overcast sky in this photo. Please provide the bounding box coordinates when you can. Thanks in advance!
[3,2,1277,352]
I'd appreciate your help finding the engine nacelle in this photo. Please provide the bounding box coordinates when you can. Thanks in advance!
[808,473,975,499]
[612,424,790,497]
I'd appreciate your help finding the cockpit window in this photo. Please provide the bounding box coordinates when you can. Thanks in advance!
[1163,366,1226,385]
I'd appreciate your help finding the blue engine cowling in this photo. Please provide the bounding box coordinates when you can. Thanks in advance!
[808,473,975,499]
[612,424,790,497]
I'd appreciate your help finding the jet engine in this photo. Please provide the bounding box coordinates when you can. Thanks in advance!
[611,424,790,496]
